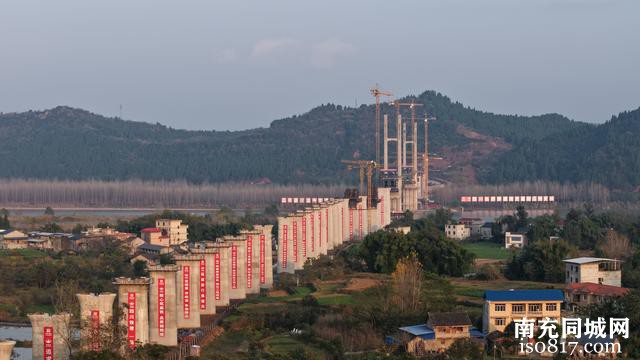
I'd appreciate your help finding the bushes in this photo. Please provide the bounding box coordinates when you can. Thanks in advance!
[475,264,499,281]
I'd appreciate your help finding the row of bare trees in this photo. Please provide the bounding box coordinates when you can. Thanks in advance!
[432,180,612,205]
[0,179,345,208]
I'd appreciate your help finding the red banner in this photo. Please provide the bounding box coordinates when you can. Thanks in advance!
[199,259,206,310]
[127,292,136,349]
[349,208,354,240]
[341,207,344,240]
[259,234,266,284]
[246,235,253,288]
[359,206,363,239]
[325,209,329,244]
[90,310,100,351]
[292,221,298,263]
[183,266,191,320]
[281,225,288,269]
[214,253,221,300]
[301,217,307,258]
[231,245,238,288]
[44,326,54,360]
[158,278,166,337]
[318,212,322,248]
[310,215,315,252]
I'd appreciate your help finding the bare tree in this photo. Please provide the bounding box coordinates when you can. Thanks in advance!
[391,252,423,313]
[600,229,632,260]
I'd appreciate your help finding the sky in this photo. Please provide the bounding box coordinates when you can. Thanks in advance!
[0,0,638,130]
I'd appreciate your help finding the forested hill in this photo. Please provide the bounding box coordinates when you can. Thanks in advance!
[1,90,632,188]
[480,107,640,190]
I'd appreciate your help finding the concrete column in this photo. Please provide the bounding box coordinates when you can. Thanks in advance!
[205,242,231,307]
[277,216,294,274]
[348,204,355,241]
[323,204,330,251]
[315,205,326,255]
[223,235,247,300]
[377,187,391,229]
[148,265,179,346]
[113,277,151,349]
[304,209,315,259]
[300,210,311,260]
[397,114,403,210]
[325,201,334,250]
[28,313,72,360]
[239,229,262,295]
[189,249,217,314]
[0,341,16,360]
[254,225,274,289]
[383,114,389,170]
[289,211,306,270]
[331,201,340,248]
[174,255,204,329]
[296,211,308,267]
[76,293,116,351]
[340,200,348,243]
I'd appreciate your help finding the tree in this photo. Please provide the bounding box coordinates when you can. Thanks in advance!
[72,223,87,234]
[133,260,148,277]
[0,208,9,228]
[40,222,64,233]
[599,229,632,260]
[445,338,483,360]
[515,206,529,230]
[359,229,474,276]
[392,253,423,313]
[44,206,55,216]
[506,239,577,282]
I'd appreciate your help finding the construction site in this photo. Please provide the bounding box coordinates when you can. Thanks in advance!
[13,86,439,360]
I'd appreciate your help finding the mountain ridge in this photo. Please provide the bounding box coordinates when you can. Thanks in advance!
[1,91,638,189]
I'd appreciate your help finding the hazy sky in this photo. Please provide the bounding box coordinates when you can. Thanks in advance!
[1,0,638,130]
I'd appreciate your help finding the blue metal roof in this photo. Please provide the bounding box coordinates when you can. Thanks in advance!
[484,289,563,302]
[399,324,435,339]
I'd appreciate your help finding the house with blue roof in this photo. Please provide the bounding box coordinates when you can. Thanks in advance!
[398,312,483,355]
[483,289,563,333]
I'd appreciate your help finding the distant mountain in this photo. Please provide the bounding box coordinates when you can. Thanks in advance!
[480,107,640,190]
[2,91,634,189]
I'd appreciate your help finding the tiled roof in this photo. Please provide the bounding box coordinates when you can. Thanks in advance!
[141,227,161,233]
[484,289,563,302]
[428,312,472,326]
[566,282,629,297]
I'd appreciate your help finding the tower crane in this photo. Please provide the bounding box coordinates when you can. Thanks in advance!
[341,160,378,208]
[370,85,393,166]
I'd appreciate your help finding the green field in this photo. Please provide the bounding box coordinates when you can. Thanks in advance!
[0,248,48,259]
[462,241,509,259]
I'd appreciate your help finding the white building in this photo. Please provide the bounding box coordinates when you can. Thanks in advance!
[445,223,470,240]
[563,257,622,287]
[505,232,527,249]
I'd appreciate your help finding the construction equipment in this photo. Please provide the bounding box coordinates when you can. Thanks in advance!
[390,100,423,180]
[341,160,378,208]
[370,85,393,166]
[422,115,436,204]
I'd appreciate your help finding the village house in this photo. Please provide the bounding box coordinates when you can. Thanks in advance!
[504,231,527,249]
[564,282,629,309]
[0,229,29,249]
[399,312,483,355]
[483,289,563,333]
[563,257,622,287]
[444,223,470,240]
